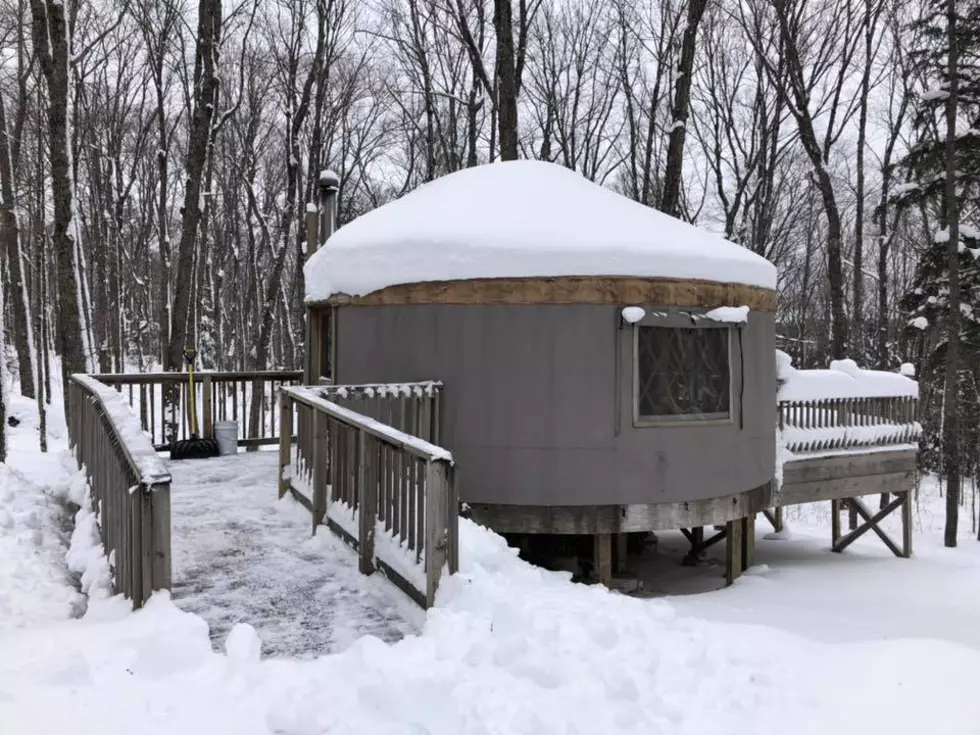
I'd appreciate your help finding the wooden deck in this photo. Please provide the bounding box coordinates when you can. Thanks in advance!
[777,448,916,507]
[66,366,922,609]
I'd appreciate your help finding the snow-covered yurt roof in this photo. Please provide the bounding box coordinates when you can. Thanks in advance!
[304,160,777,306]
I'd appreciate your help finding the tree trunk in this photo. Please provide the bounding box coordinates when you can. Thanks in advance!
[853,19,874,359]
[660,0,707,218]
[0,90,34,398]
[167,0,221,376]
[30,0,87,412]
[773,0,849,359]
[494,0,519,161]
[942,0,961,548]
[0,274,6,461]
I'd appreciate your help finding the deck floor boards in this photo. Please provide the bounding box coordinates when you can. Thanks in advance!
[168,450,418,658]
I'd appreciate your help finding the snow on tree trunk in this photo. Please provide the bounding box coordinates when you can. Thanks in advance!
[0,89,34,399]
[30,0,87,415]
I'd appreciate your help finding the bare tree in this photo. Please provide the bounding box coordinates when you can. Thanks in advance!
[739,0,864,359]
[660,0,707,217]
[30,0,88,405]
[167,0,223,380]
[0,78,33,398]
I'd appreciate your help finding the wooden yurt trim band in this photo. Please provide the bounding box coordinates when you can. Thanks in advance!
[317,276,778,311]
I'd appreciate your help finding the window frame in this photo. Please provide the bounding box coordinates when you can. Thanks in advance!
[630,309,736,428]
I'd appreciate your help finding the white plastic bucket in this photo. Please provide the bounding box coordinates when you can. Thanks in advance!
[214,421,239,456]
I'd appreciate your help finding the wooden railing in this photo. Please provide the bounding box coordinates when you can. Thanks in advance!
[279,385,457,608]
[68,375,172,608]
[317,381,442,443]
[92,370,303,450]
[778,395,920,453]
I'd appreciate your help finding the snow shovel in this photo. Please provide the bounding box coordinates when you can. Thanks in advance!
[170,347,220,461]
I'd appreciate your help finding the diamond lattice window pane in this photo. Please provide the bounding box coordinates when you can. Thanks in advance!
[637,327,730,420]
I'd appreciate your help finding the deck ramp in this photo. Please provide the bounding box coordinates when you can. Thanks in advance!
[168,451,417,658]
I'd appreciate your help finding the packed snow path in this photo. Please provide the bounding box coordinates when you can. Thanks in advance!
[169,451,417,658]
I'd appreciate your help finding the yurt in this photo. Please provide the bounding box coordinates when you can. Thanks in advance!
[304,161,778,579]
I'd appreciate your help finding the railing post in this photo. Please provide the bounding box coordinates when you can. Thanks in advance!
[279,391,293,499]
[202,376,213,439]
[358,428,376,575]
[447,464,459,575]
[149,482,172,594]
[424,459,452,607]
[138,487,153,606]
[312,411,328,531]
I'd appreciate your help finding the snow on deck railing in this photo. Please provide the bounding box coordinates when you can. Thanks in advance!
[776,351,921,453]
[72,375,170,484]
[67,375,172,609]
[278,384,457,609]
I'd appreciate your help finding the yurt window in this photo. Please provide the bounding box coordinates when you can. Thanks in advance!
[634,321,732,425]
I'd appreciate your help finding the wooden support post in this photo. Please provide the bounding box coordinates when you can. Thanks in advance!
[425,460,453,607]
[833,495,906,557]
[831,498,841,547]
[682,526,705,565]
[741,514,755,572]
[594,533,612,585]
[901,489,913,558]
[278,393,293,499]
[312,412,328,531]
[615,533,629,575]
[202,376,213,438]
[357,429,376,575]
[725,518,743,586]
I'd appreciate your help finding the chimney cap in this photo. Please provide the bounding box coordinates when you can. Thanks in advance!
[319,169,340,188]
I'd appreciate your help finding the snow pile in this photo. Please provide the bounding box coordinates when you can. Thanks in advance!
[4,514,980,734]
[305,160,777,302]
[63,471,113,601]
[225,623,263,664]
[776,351,918,401]
[0,463,82,628]
[0,392,83,629]
[620,306,646,323]
[705,305,750,323]
[909,315,929,330]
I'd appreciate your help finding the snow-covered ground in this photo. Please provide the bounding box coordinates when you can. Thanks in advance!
[2,387,980,734]
[0,391,82,628]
